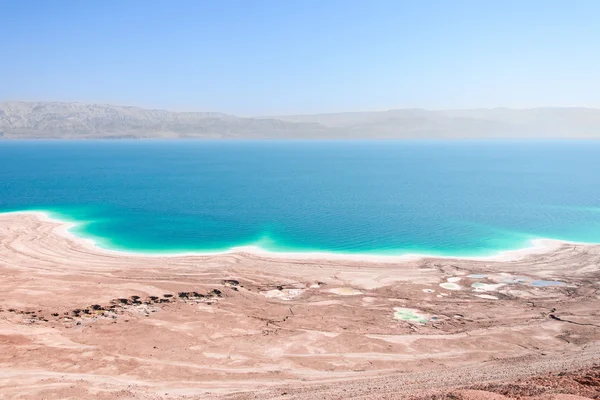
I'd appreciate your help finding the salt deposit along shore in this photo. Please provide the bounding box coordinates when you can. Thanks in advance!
[0,212,599,399]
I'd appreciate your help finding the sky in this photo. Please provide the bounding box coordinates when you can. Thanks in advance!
[1,0,599,115]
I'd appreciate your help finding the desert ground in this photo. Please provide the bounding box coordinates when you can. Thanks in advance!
[0,212,599,399]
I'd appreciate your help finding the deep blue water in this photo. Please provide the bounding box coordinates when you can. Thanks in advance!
[1,140,600,257]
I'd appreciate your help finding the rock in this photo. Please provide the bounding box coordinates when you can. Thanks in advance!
[163,294,173,298]
[211,289,222,296]
[223,279,240,286]
[178,292,189,298]
[574,375,600,387]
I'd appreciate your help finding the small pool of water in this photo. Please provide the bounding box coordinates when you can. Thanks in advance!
[440,282,462,291]
[393,307,429,323]
[530,280,566,287]
[467,274,487,279]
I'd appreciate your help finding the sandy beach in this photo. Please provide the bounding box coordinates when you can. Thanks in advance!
[1,211,599,399]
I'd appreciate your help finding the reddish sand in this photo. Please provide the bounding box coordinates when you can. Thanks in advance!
[0,213,599,399]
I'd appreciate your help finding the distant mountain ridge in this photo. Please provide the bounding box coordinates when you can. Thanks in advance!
[1,101,599,139]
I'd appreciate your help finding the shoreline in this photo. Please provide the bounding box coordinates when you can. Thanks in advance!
[0,209,590,263]
[1,209,599,399]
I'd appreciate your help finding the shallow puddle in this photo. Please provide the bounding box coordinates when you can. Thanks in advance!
[530,280,566,287]
[393,307,429,323]
[440,282,462,291]
[327,287,363,296]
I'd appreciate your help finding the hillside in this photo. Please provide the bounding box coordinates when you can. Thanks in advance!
[0,102,324,139]
[1,102,599,139]
[268,107,600,139]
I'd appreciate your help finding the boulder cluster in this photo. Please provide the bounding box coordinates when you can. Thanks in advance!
[0,286,228,325]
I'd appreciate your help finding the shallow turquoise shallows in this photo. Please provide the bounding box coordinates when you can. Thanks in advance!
[1,140,600,257]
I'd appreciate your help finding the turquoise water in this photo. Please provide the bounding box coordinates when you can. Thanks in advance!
[1,140,600,257]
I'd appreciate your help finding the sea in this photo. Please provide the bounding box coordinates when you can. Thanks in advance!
[1,140,600,258]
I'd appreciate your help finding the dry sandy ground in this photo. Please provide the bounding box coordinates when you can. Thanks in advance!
[0,213,599,399]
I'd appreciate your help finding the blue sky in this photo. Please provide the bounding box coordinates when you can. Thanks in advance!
[1,0,599,115]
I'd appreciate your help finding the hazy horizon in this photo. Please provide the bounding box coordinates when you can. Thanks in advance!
[2,0,600,115]
[3,101,600,140]
[3,100,600,118]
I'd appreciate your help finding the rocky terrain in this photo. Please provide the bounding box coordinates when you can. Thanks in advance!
[2,101,600,139]
[0,212,599,399]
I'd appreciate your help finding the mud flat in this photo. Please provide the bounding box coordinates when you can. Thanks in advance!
[0,212,599,399]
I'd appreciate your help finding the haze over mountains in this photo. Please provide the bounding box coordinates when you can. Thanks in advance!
[1,101,599,139]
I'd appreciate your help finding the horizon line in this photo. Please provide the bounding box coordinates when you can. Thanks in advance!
[2,100,600,117]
